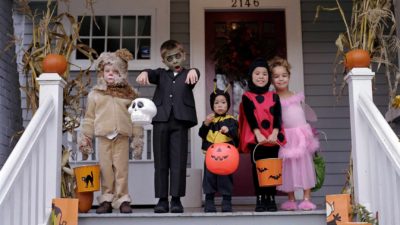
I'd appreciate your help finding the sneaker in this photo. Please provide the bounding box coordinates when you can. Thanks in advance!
[170,197,184,213]
[281,200,297,211]
[119,201,132,213]
[254,195,266,212]
[154,198,169,213]
[96,201,112,214]
[298,199,316,211]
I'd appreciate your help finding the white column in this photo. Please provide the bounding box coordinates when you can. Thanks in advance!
[36,73,66,207]
[345,68,375,210]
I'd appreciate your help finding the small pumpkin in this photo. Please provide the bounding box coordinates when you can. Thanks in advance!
[75,188,94,213]
[344,49,371,70]
[42,54,68,75]
[205,143,239,175]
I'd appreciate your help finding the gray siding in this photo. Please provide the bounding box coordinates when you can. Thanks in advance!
[0,0,23,168]
[301,0,390,203]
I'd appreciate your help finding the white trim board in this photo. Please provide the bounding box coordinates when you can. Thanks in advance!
[189,0,304,169]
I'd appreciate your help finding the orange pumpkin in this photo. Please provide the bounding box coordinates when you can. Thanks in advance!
[42,54,68,75]
[75,188,94,213]
[344,49,371,70]
[205,143,239,175]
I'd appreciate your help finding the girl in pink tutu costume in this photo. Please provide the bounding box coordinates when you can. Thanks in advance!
[269,57,319,211]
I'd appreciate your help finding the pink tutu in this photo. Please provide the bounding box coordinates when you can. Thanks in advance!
[277,146,316,192]
[278,124,319,159]
[277,92,319,192]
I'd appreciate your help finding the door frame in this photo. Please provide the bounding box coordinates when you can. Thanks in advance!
[189,0,304,171]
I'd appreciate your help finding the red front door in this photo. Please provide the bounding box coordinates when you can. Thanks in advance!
[205,11,287,196]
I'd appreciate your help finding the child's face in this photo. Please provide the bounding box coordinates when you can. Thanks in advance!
[213,95,228,115]
[103,64,121,85]
[162,48,186,72]
[251,67,269,88]
[271,66,290,91]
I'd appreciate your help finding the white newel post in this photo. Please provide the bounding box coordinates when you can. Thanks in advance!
[36,73,66,209]
[345,68,375,210]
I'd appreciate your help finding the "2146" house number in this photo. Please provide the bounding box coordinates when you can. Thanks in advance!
[231,0,260,8]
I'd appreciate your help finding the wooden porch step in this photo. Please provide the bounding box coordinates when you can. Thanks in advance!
[78,206,326,225]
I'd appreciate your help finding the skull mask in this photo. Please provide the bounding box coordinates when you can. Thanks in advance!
[128,98,157,125]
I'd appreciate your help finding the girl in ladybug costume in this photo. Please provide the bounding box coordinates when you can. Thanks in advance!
[239,58,286,212]
[198,84,238,213]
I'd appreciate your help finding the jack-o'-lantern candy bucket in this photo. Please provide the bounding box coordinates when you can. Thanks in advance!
[205,143,239,175]
[74,165,100,192]
[252,145,282,187]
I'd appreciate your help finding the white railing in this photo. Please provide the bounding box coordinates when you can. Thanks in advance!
[346,68,400,225]
[0,74,66,225]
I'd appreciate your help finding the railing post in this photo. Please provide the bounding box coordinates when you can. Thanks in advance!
[345,68,375,210]
[36,73,66,211]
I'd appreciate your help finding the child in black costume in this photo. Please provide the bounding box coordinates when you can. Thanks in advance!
[136,40,199,213]
[199,86,238,213]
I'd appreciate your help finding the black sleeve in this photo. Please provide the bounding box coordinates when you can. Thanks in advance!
[144,68,161,85]
[272,93,282,129]
[242,95,259,130]
[198,122,210,139]
[222,117,238,140]
[225,118,239,147]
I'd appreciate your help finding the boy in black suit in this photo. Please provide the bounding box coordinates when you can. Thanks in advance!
[136,40,200,213]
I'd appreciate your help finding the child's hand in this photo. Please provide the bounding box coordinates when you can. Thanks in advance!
[266,129,279,145]
[185,69,198,84]
[136,71,150,85]
[204,113,214,126]
[220,126,229,134]
[254,129,267,144]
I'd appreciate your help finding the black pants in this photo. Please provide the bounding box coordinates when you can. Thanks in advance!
[203,163,233,196]
[153,116,189,198]
[249,144,280,196]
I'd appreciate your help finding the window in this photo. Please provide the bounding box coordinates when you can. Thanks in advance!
[76,15,152,60]
[60,0,170,71]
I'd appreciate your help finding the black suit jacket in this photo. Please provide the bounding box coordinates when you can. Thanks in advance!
[144,68,200,128]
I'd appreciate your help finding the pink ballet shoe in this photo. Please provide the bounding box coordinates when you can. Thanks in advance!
[298,199,316,211]
[280,200,297,211]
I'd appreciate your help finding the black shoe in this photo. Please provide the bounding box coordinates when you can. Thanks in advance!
[266,195,278,212]
[221,195,232,212]
[204,194,217,213]
[170,197,184,213]
[204,199,217,213]
[96,201,112,214]
[254,195,266,212]
[154,198,169,213]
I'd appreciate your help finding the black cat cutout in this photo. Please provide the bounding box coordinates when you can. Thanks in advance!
[269,174,282,180]
[257,167,268,173]
[52,203,67,225]
[82,171,94,188]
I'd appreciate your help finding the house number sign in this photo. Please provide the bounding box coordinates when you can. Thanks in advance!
[231,0,260,7]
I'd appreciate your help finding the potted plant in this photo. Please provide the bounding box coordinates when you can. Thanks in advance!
[11,0,97,202]
[314,0,400,106]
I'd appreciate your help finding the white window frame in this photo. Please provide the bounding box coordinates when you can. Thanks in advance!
[58,0,170,71]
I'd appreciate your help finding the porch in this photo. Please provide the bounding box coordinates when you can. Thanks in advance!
[77,206,325,225]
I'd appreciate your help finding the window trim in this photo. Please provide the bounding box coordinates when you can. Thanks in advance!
[58,0,170,71]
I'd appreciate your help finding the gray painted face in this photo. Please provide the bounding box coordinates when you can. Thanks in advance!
[162,48,186,72]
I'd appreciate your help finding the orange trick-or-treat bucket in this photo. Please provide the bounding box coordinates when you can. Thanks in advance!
[252,144,283,187]
[74,165,100,192]
[206,143,239,175]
